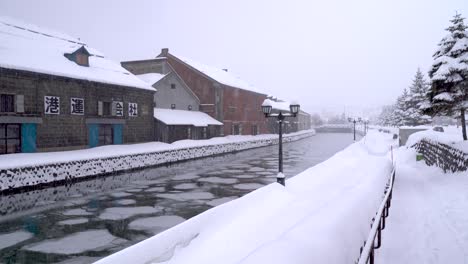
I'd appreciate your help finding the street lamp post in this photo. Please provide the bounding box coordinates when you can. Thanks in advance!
[363,120,369,135]
[262,100,300,186]
[348,117,362,141]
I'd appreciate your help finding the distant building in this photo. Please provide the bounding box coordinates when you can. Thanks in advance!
[123,49,269,137]
[123,59,200,112]
[0,17,155,154]
[122,59,222,143]
[122,48,312,141]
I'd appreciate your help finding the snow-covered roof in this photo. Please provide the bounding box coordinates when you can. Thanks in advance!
[169,53,264,94]
[136,73,166,86]
[0,16,154,91]
[154,108,222,127]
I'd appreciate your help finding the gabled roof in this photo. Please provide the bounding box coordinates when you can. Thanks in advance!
[154,108,222,127]
[0,16,154,91]
[161,51,265,95]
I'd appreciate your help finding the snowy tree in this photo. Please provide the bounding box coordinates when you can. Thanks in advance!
[310,113,324,126]
[405,68,432,126]
[378,105,397,126]
[427,13,468,140]
[394,89,412,126]
[328,114,346,124]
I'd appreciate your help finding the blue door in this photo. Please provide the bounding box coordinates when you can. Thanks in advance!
[88,124,99,148]
[21,123,36,153]
[113,124,123,145]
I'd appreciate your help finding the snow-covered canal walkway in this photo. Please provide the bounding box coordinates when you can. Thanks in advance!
[97,131,395,264]
[377,147,468,264]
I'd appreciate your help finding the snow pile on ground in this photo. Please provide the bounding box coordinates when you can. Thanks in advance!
[406,126,467,152]
[370,125,399,135]
[376,146,468,263]
[96,131,395,264]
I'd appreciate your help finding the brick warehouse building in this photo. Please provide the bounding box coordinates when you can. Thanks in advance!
[0,17,155,154]
[122,58,223,143]
[123,49,269,136]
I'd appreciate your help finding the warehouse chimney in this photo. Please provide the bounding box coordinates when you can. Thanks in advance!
[161,48,169,57]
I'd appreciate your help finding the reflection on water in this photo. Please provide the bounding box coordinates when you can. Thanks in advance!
[0,133,356,263]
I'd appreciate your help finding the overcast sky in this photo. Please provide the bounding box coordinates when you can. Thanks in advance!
[1,0,467,116]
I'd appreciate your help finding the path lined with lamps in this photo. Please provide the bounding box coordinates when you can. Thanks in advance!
[96,130,393,264]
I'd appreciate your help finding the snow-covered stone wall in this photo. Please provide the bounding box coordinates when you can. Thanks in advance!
[412,139,468,172]
[0,132,314,193]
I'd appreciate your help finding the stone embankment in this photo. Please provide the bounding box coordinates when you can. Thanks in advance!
[0,131,314,193]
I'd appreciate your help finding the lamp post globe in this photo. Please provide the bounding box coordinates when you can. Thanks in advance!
[261,100,273,117]
[289,103,300,117]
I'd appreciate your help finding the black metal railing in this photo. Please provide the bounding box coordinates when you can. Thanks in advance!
[357,166,396,264]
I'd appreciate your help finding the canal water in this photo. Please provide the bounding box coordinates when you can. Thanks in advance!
[0,133,356,263]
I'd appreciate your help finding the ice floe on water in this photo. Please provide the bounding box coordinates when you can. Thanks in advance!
[0,230,33,250]
[133,179,164,186]
[247,167,265,172]
[228,164,252,169]
[109,192,132,198]
[22,229,126,254]
[57,218,88,226]
[35,200,56,206]
[218,169,244,174]
[99,206,161,220]
[255,171,273,176]
[129,215,185,234]
[62,208,93,216]
[172,173,200,181]
[156,192,214,201]
[63,198,89,207]
[233,183,265,190]
[125,188,143,193]
[173,183,198,190]
[198,177,238,184]
[114,199,136,206]
[206,197,238,207]
[232,174,256,179]
[145,187,166,192]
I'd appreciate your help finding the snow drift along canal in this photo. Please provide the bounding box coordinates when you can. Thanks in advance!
[95,131,395,264]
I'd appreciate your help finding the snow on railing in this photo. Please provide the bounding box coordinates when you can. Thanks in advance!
[357,166,396,264]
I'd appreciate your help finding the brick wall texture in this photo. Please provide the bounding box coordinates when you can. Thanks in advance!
[0,67,155,151]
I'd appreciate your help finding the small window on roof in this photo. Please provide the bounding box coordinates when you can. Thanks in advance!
[171,83,176,89]
[64,46,90,67]
[76,53,89,66]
